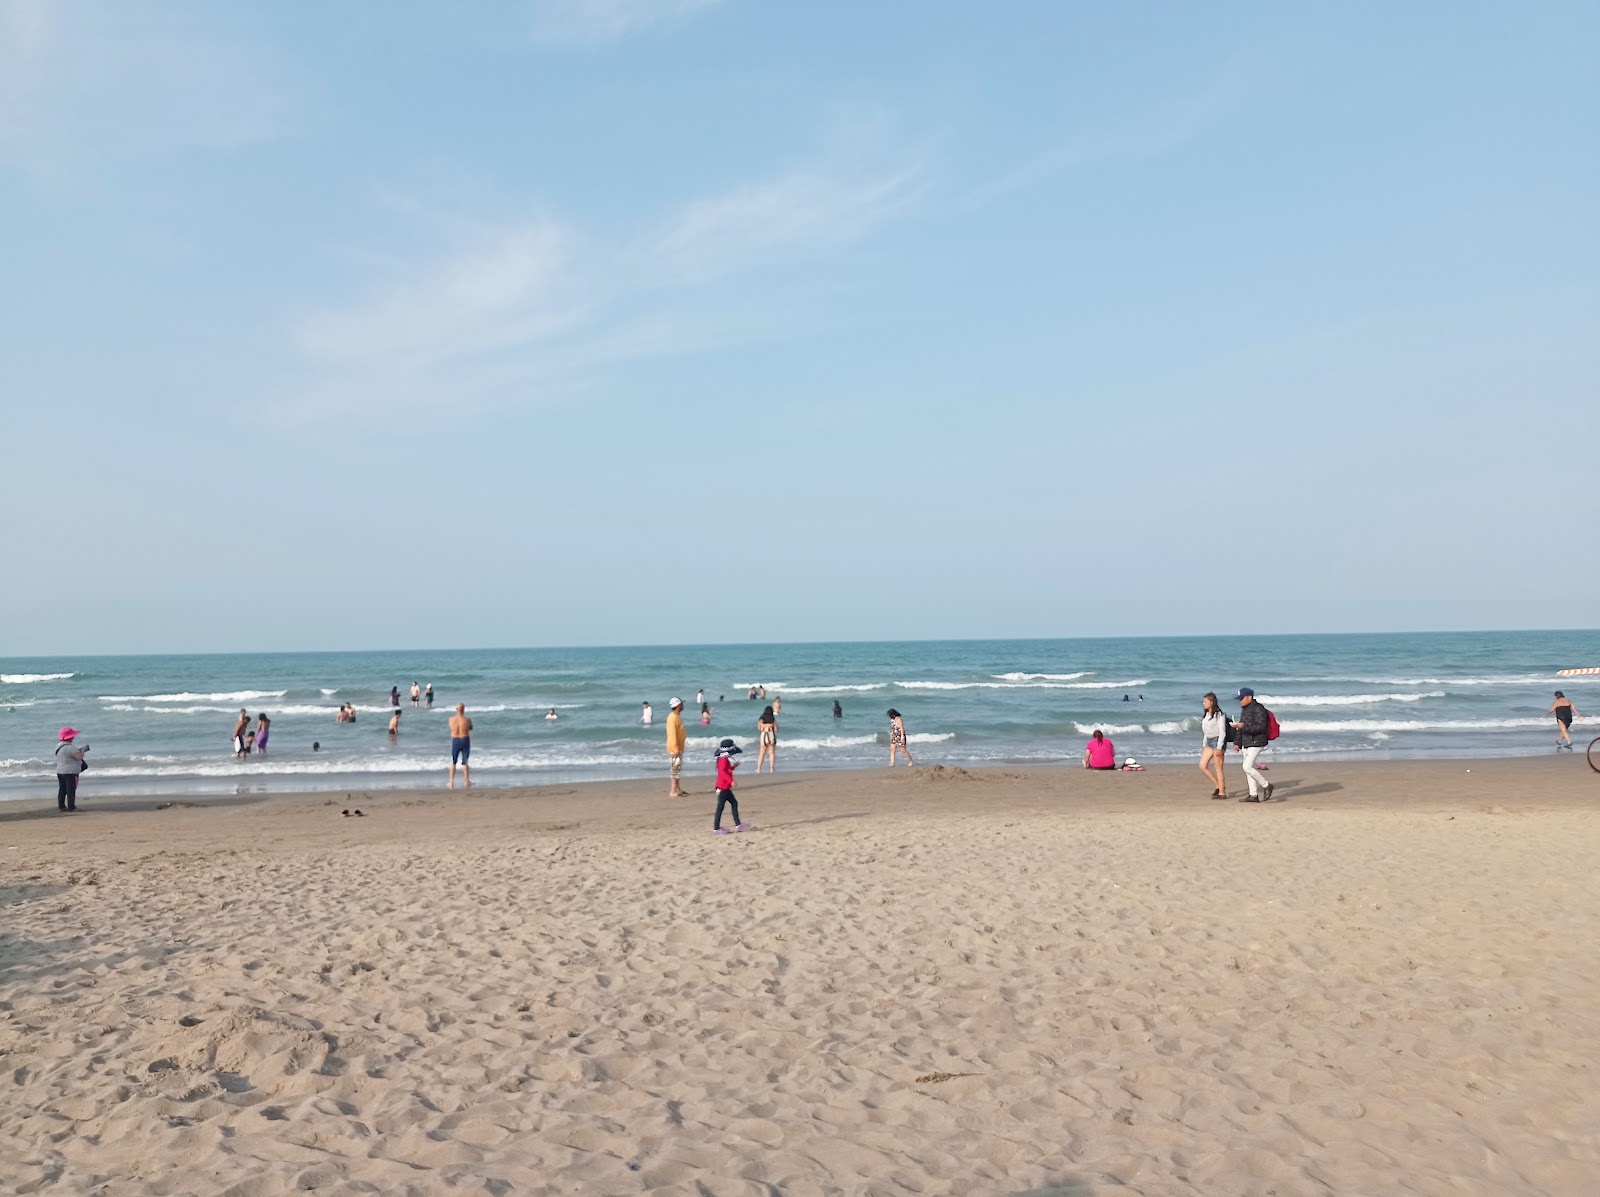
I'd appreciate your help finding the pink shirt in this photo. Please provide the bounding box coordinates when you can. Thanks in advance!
[1085,737,1116,768]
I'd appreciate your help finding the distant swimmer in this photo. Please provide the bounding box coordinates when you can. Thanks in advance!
[390,686,401,707]
[546,708,559,721]
[773,695,782,717]
[697,689,705,707]
[1122,694,1130,702]
[1549,691,1580,750]
[448,703,473,788]
[641,700,653,725]
[410,681,420,707]
[255,713,271,755]
[748,686,759,700]
[424,683,434,708]
[833,700,843,719]
[701,702,713,726]
[389,708,401,737]
[232,708,250,758]
[887,708,914,767]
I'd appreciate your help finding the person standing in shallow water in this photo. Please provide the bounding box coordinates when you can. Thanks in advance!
[887,709,914,767]
[1547,691,1579,749]
[411,681,420,707]
[754,705,778,773]
[448,703,473,788]
[424,683,434,708]
[255,712,271,755]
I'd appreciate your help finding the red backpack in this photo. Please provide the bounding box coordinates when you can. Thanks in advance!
[1265,709,1281,741]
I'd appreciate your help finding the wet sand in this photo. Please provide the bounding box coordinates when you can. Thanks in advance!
[3,757,1597,1196]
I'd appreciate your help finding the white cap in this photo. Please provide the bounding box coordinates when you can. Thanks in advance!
[669,697,683,709]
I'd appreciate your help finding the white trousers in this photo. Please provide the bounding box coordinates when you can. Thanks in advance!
[1240,746,1269,796]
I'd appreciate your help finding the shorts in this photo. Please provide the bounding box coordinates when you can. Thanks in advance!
[1556,710,1573,727]
[451,737,471,765]
[669,753,682,779]
[1204,736,1220,750]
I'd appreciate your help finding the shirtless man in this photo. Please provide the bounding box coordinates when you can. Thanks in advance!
[232,708,250,758]
[448,703,473,788]
[410,681,421,707]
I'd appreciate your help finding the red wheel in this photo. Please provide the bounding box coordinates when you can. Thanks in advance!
[1589,737,1600,774]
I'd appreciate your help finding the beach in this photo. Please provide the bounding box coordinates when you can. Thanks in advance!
[3,758,1597,1196]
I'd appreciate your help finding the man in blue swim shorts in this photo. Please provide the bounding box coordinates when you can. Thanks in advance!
[448,702,473,788]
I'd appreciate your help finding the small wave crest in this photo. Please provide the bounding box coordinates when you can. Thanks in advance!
[99,690,287,703]
[1,672,74,684]
[992,672,1091,682]
[1259,691,1447,707]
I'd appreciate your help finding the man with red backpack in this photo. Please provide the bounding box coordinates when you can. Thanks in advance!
[1231,687,1277,802]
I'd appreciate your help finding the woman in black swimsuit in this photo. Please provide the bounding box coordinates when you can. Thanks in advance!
[1547,691,1579,749]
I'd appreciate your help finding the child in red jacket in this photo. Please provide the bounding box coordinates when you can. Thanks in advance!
[712,739,751,834]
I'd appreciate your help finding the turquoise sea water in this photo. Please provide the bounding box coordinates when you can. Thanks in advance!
[2,631,1597,798]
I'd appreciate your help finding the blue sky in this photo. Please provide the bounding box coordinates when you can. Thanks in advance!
[2,0,1596,656]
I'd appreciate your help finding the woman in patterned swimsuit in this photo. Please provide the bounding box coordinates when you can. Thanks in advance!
[887,708,914,768]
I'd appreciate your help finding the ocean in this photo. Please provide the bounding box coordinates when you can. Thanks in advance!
[2,631,1596,799]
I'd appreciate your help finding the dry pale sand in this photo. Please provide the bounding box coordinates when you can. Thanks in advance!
[2,757,1598,1197]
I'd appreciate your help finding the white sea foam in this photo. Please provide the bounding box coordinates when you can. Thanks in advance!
[906,732,956,744]
[1282,717,1551,732]
[1,672,74,683]
[1072,723,1144,736]
[321,688,338,696]
[1257,691,1447,707]
[896,679,1149,691]
[992,672,1091,682]
[764,684,887,695]
[99,690,287,703]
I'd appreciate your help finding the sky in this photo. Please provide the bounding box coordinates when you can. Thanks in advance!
[2,0,1596,656]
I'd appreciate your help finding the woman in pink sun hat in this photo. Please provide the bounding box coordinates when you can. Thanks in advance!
[54,727,89,813]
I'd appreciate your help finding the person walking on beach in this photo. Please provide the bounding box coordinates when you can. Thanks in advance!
[448,703,473,788]
[232,708,250,758]
[712,739,750,834]
[255,712,271,755]
[1082,729,1116,770]
[1198,692,1228,798]
[424,683,434,708]
[1548,691,1579,749]
[666,697,687,798]
[411,681,420,707]
[754,705,778,773]
[641,700,653,726]
[1231,688,1273,802]
[887,708,914,767]
[54,727,88,812]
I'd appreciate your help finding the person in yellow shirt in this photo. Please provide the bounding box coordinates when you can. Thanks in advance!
[665,697,688,798]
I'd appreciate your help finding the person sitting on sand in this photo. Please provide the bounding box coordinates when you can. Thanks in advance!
[1082,729,1116,770]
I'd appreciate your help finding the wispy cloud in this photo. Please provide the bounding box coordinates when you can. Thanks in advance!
[282,152,921,416]
[0,0,294,174]
[655,167,919,281]
[529,0,727,46]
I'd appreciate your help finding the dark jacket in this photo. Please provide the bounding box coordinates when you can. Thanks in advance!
[1234,701,1271,749]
